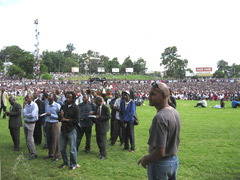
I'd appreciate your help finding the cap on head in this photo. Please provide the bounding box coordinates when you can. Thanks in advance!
[123,91,130,95]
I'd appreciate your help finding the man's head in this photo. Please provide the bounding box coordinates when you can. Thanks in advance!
[83,94,89,104]
[65,91,76,105]
[48,93,54,104]
[42,93,48,101]
[123,91,130,102]
[9,97,15,105]
[115,91,120,99]
[95,96,103,107]
[33,92,38,100]
[25,94,33,104]
[2,87,5,92]
[149,82,170,107]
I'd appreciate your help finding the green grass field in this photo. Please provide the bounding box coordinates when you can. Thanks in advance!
[0,99,240,180]
[69,74,161,81]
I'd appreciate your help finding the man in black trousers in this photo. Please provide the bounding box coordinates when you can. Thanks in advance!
[93,96,110,160]
[33,92,43,145]
[5,97,22,151]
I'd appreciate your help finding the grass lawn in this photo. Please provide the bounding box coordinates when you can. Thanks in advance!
[0,98,240,180]
[69,74,161,81]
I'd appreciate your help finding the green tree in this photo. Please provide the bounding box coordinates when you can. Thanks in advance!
[41,51,66,73]
[120,56,133,73]
[213,70,225,78]
[64,43,76,57]
[0,61,3,71]
[217,60,229,77]
[160,46,191,78]
[133,58,147,74]
[7,65,25,77]
[230,63,240,78]
[78,50,100,74]
[40,61,48,73]
[0,46,34,77]
[63,57,79,72]
[106,57,120,73]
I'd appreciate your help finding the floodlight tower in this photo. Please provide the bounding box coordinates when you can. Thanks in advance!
[33,19,40,79]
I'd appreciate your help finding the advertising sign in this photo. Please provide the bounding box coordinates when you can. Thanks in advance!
[97,67,105,73]
[71,67,79,73]
[125,68,134,73]
[112,68,119,73]
[196,67,212,72]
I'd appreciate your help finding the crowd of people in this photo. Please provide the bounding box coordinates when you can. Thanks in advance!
[1,77,240,179]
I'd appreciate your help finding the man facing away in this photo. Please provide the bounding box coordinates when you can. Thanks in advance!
[138,82,181,180]
[23,94,39,160]
[5,97,22,151]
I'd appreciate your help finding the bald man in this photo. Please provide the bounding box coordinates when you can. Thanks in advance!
[138,82,181,180]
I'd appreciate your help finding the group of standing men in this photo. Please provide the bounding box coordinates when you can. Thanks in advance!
[2,82,182,179]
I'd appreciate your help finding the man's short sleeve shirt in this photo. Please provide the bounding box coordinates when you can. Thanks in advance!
[148,108,181,157]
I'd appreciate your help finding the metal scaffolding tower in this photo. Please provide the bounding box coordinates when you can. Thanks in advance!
[33,19,40,79]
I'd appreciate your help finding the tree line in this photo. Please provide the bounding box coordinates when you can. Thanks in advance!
[0,44,239,79]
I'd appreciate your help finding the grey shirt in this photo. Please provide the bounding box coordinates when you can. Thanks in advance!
[148,107,181,158]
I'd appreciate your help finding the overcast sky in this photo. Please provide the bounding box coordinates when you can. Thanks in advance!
[0,0,240,73]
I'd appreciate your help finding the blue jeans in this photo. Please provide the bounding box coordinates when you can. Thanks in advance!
[60,129,77,168]
[147,156,179,180]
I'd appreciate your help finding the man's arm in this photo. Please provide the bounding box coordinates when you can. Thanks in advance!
[138,147,165,168]
[9,104,22,117]
[99,105,110,121]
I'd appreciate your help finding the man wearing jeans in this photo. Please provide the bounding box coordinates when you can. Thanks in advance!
[138,82,181,180]
[58,91,80,170]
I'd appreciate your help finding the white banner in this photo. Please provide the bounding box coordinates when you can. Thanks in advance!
[71,67,79,73]
[112,68,119,73]
[98,67,105,72]
[126,68,133,73]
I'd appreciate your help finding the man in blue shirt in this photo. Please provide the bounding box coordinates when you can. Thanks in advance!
[23,94,39,160]
[120,91,136,152]
[44,93,61,161]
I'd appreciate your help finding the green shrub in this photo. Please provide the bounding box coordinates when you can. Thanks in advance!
[41,73,52,80]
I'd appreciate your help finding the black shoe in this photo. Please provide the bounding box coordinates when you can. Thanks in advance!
[99,156,105,160]
[52,158,60,162]
[29,155,37,160]
[58,164,68,169]
[43,156,54,159]
[85,150,90,154]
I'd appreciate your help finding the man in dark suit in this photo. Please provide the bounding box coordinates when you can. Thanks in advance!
[5,97,22,151]
[33,92,43,145]
[93,96,110,160]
